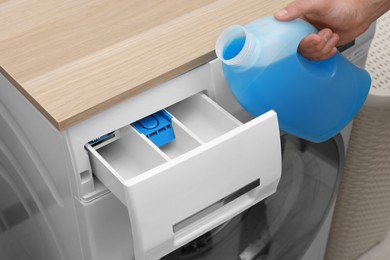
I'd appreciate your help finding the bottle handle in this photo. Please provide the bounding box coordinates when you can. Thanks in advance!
[285,18,318,52]
[286,18,339,77]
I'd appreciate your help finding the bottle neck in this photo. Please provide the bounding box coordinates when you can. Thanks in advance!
[216,25,260,69]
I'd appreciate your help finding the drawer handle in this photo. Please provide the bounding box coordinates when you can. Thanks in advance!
[173,179,260,233]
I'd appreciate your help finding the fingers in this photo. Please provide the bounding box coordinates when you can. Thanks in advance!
[274,1,340,60]
[274,1,312,21]
[298,29,339,60]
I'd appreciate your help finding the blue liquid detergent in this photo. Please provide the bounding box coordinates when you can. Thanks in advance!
[216,16,371,142]
[223,37,246,60]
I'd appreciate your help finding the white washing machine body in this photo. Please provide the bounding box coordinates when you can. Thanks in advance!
[0,84,84,260]
[0,22,375,260]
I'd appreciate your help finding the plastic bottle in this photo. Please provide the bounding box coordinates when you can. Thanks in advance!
[215,16,371,142]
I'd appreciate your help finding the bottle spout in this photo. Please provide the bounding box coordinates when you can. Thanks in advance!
[216,25,260,69]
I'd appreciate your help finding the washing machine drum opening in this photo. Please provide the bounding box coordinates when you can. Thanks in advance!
[162,134,341,260]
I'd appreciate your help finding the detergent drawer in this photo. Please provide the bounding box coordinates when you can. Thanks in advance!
[86,92,281,260]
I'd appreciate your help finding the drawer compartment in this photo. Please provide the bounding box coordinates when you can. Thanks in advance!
[86,93,281,260]
[165,93,241,142]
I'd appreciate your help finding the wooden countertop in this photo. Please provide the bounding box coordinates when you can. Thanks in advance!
[0,0,290,130]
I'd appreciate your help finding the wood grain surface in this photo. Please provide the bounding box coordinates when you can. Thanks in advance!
[0,0,291,130]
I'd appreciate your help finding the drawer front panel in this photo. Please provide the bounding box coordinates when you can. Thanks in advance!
[126,111,281,260]
[86,93,281,260]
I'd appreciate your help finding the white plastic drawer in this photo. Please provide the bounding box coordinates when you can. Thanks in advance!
[86,93,281,260]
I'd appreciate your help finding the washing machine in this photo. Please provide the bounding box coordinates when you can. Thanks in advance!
[0,23,375,260]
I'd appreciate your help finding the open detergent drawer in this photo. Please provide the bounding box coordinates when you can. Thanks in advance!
[85,92,281,260]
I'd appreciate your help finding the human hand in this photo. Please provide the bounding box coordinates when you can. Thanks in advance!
[274,0,387,60]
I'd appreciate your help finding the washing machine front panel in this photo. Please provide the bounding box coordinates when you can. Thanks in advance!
[0,142,56,260]
[0,74,85,260]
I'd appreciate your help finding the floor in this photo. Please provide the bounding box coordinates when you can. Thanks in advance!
[353,10,390,260]
[357,231,390,260]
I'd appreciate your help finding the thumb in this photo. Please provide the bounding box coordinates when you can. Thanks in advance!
[274,1,311,21]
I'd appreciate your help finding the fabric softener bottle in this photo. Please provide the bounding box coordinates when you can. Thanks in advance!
[216,16,371,142]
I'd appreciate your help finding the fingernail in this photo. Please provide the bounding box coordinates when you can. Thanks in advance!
[330,36,339,46]
[276,9,288,17]
[332,34,340,44]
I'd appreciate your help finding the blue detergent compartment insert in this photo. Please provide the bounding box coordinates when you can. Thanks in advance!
[216,16,371,142]
[132,110,175,147]
[88,131,115,146]
[88,130,120,150]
